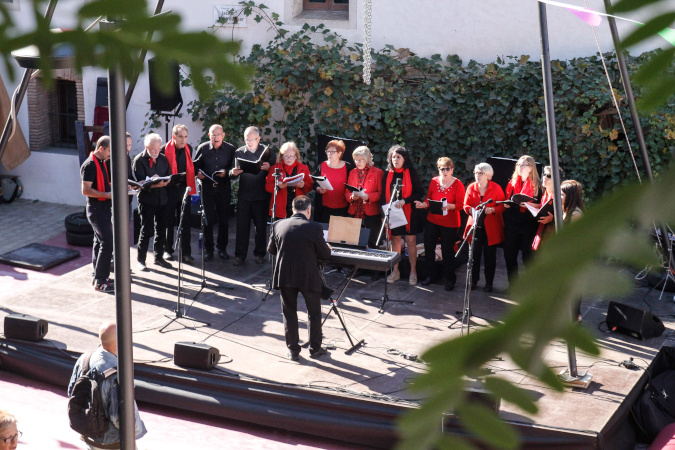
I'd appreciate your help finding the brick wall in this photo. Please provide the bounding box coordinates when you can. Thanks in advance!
[27,69,84,152]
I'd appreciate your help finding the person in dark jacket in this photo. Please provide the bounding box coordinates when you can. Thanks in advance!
[267,196,332,361]
[133,133,171,271]
[230,126,275,266]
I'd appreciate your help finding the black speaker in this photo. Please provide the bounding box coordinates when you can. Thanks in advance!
[174,342,219,370]
[606,301,665,340]
[4,314,48,342]
[148,57,182,112]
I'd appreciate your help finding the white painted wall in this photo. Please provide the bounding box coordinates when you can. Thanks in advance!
[1,0,674,205]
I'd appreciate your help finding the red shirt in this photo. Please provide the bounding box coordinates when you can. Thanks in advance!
[463,181,505,246]
[320,161,349,209]
[425,177,465,228]
[265,162,313,218]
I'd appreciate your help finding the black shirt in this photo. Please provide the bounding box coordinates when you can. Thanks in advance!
[232,144,276,202]
[194,141,236,191]
[161,143,193,195]
[80,156,111,207]
[132,151,171,206]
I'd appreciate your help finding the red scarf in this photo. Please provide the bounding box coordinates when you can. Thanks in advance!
[385,168,412,232]
[532,191,553,250]
[282,161,298,176]
[91,155,110,202]
[165,140,196,191]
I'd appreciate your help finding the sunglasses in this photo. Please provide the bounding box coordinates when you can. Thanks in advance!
[438,167,452,172]
[544,173,552,178]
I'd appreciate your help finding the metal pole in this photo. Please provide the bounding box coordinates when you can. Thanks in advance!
[539,3,579,378]
[0,0,59,163]
[125,0,165,108]
[603,0,653,182]
[105,20,135,449]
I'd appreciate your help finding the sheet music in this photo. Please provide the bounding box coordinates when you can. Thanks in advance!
[382,203,408,229]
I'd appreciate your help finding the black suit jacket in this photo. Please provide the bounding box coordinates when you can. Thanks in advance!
[267,213,331,292]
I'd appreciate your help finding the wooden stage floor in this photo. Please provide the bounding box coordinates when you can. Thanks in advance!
[1,230,673,448]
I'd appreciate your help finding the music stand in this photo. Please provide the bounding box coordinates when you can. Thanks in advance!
[363,181,413,313]
[186,179,234,299]
[160,187,210,333]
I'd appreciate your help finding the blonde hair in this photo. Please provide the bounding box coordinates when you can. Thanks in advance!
[352,146,374,167]
[475,162,494,179]
[279,141,302,163]
[510,155,540,193]
[0,410,17,434]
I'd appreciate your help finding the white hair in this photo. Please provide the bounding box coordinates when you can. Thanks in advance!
[143,133,162,148]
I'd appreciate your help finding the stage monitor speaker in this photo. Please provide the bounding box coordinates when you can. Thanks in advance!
[174,342,219,370]
[606,301,665,340]
[4,314,48,342]
[148,57,182,112]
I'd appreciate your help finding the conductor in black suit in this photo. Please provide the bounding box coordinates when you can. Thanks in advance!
[267,195,332,361]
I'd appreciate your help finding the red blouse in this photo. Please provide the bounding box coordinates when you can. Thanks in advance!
[425,177,465,228]
[320,161,349,209]
[463,181,505,246]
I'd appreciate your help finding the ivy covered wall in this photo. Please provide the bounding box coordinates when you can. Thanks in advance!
[185,23,675,201]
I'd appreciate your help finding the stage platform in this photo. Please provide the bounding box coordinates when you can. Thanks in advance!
[1,228,674,449]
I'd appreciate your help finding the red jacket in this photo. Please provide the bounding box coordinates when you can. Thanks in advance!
[344,166,384,217]
[463,181,505,246]
[265,162,313,218]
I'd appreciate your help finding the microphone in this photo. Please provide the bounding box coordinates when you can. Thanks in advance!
[274,168,280,178]
[476,198,494,210]
[182,186,191,204]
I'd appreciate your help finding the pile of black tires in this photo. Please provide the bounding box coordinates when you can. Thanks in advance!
[65,210,94,246]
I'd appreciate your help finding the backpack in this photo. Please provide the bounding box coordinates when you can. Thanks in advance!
[632,369,675,442]
[67,351,118,438]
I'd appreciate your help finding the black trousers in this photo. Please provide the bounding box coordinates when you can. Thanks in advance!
[279,286,322,355]
[163,194,192,257]
[86,201,113,283]
[137,202,166,262]
[316,205,349,224]
[471,226,497,287]
[235,199,268,260]
[363,214,382,249]
[503,227,535,283]
[202,187,230,253]
[423,222,458,283]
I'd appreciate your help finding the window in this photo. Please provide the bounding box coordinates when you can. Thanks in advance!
[303,0,348,12]
[52,80,78,148]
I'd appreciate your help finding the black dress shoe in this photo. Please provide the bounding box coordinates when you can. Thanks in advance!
[310,347,328,359]
[233,257,245,266]
[204,252,214,262]
[218,250,230,260]
[484,284,493,293]
[421,276,433,286]
[154,258,172,269]
[445,281,455,291]
[255,255,265,264]
[286,350,300,361]
[182,255,194,264]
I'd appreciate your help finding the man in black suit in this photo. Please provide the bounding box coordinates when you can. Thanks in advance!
[267,195,332,361]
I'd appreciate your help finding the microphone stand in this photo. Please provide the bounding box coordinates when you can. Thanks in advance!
[160,187,211,332]
[255,168,281,301]
[363,179,413,313]
[187,179,234,300]
[449,202,492,334]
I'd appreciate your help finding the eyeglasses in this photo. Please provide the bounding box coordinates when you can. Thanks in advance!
[474,171,484,176]
[2,431,21,444]
[245,137,259,142]
[326,150,338,154]
[438,167,452,172]
[543,173,552,179]
[211,133,224,138]
[517,163,530,167]
[282,154,297,160]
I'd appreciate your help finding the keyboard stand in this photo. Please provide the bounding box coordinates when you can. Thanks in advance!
[363,268,414,313]
[322,267,365,355]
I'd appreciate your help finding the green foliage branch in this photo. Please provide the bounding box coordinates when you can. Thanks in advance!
[187,20,674,200]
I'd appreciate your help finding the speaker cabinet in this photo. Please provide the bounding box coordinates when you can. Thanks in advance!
[4,314,48,342]
[174,342,219,370]
[606,301,665,340]
[148,57,182,112]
